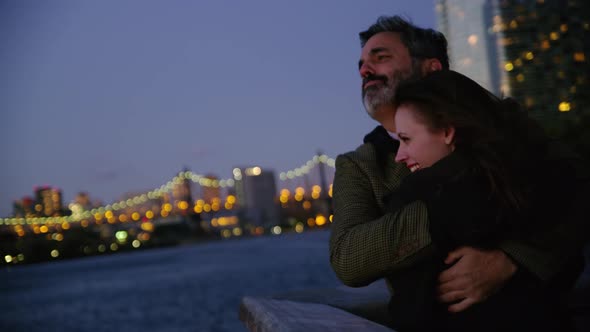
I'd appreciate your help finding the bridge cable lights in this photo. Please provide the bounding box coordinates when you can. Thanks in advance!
[279,154,335,181]
[0,154,336,226]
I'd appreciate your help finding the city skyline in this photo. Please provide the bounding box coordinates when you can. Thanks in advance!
[7,153,335,218]
[0,0,436,216]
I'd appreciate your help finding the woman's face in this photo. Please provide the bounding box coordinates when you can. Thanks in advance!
[394,103,455,172]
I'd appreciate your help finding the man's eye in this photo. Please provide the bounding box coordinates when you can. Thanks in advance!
[377,55,390,61]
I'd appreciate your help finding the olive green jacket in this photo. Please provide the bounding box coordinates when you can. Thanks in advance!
[329,126,588,288]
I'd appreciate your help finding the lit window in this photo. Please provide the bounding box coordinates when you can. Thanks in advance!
[560,24,568,32]
[468,34,478,46]
[550,32,559,40]
[516,74,525,82]
[504,62,514,71]
[574,52,586,62]
[510,20,518,29]
[558,102,571,112]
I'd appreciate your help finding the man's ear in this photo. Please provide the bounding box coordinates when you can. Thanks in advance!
[444,126,455,145]
[421,58,443,75]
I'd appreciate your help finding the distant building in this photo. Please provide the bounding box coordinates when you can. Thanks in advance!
[436,0,590,134]
[496,0,589,129]
[74,192,92,210]
[232,166,279,227]
[436,0,506,95]
[12,196,34,218]
[34,186,63,217]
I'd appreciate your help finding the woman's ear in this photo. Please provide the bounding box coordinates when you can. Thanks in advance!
[444,126,455,145]
[421,58,443,75]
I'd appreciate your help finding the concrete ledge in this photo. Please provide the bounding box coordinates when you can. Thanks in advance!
[269,280,392,326]
[239,296,394,332]
[239,280,395,331]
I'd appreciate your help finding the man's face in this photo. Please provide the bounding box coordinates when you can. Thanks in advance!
[359,32,417,120]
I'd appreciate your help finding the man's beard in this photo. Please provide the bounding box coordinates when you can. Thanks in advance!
[362,68,420,120]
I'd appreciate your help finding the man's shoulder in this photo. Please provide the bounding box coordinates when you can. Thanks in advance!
[337,142,378,164]
[337,126,389,160]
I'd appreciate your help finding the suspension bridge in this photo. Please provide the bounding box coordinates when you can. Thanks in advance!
[0,154,337,234]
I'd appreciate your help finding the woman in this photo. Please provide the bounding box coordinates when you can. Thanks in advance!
[384,70,581,332]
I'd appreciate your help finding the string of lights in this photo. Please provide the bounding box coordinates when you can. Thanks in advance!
[279,154,335,181]
[0,154,336,226]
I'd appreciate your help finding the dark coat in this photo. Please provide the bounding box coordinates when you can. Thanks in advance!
[382,142,584,331]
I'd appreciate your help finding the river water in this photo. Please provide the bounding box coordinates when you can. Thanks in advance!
[0,230,342,332]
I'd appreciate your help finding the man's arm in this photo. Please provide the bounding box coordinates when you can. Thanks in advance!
[437,247,517,312]
[329,153,433,287]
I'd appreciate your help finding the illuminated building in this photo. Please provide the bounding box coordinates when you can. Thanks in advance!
[51,188,63,215]
[232,166,279,226]
[34,186,63,217]
[436,0,507,95]
[437,0,590,134]
[35,186,52,216]
[496,0,589,130]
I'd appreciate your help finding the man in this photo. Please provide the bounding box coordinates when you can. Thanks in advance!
[329,15,588,319]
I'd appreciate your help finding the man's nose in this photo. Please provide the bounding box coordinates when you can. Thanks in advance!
[359,62,374,78]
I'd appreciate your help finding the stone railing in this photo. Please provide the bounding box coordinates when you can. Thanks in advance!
[239,280,396,332]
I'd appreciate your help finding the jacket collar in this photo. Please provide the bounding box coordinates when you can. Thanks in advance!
[363,126,408,190]
[363,125,399,154]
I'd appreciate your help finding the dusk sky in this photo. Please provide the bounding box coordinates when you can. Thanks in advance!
[0,0,435,216]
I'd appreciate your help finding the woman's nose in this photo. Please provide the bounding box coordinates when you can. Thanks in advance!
[394,149,406,163]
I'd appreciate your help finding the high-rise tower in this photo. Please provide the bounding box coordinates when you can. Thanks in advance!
[232,166,279,227]
[437,0,589,137]
[436,0,507,95]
